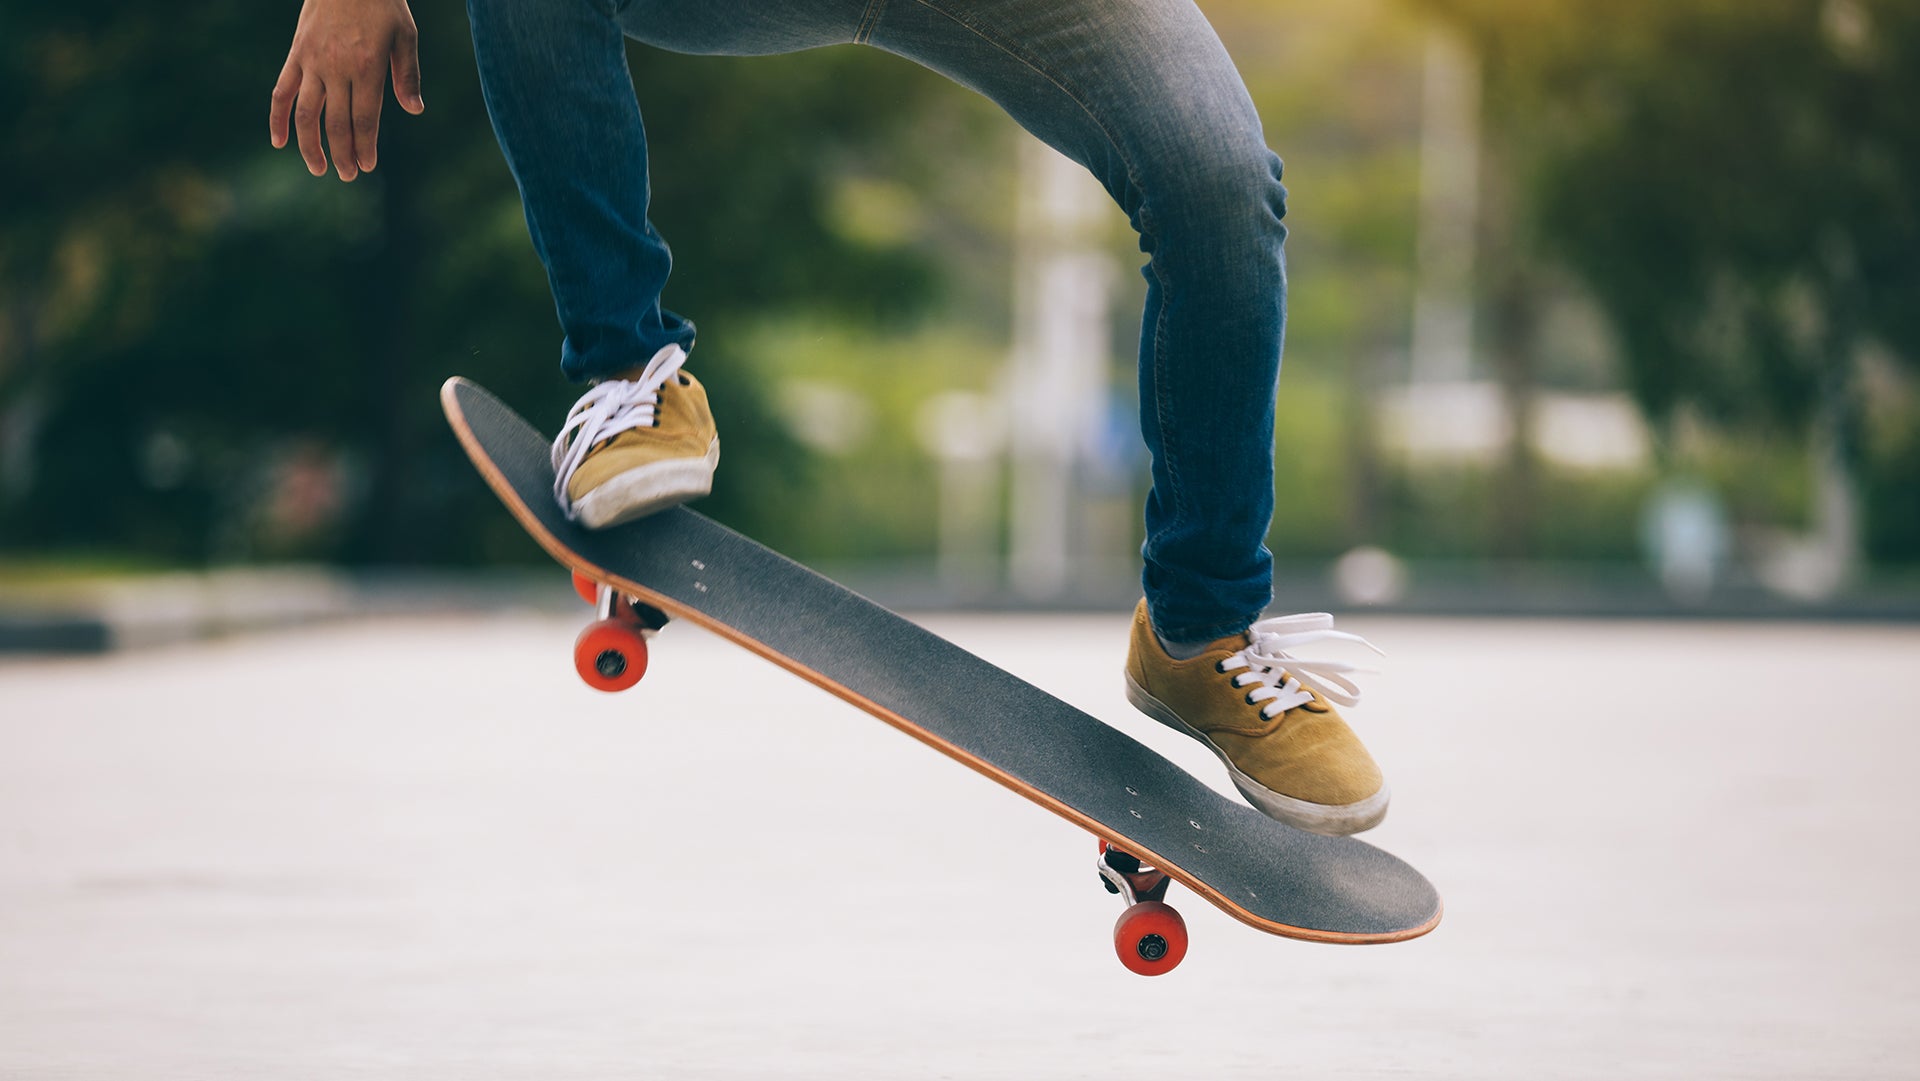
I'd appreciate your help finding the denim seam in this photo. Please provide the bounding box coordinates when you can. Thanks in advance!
[1147,221,1186,544]
[854,0,891,44]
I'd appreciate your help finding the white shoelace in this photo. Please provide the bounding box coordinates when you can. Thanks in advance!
[550,343,689,520]
[1219,613,1383,717]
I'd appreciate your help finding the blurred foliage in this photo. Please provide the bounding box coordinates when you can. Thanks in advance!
[1419,0,1920,445]
[1270,376,1660,563]
[1864,390,1920,563]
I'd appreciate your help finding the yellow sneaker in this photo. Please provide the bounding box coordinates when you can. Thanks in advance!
[1123,599,1389,835]
[551,344,719,529]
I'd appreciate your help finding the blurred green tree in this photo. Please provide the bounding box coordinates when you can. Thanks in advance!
[1417,0,1920,559]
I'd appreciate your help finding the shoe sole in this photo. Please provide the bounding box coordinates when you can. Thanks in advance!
[573,438,720,530]
[1124,671,1389,837]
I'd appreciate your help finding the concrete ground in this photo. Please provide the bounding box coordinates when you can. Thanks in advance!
[1,612,1915,1079]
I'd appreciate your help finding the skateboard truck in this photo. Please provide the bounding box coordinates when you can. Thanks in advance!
[1098,840,1189,975]
[571,570,669,692]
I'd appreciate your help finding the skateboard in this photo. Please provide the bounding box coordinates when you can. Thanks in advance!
[442,377,1441,975]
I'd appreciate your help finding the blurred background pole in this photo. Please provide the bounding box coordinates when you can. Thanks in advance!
[1472,29,1543,562]
[1410,25,1480,389]
[917,391,1004,601]
[1006,137,1115,600]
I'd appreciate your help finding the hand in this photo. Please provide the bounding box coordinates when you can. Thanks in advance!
[269,0,425,181]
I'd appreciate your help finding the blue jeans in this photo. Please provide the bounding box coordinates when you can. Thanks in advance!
[468,0,1288,642]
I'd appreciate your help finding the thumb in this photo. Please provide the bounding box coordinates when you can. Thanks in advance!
[392,34,424,113]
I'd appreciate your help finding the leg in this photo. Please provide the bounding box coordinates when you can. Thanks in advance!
[465,0,868,381]
[867,3,1388,836]
[468,0,870,526]
[866,0,1287,641]
[466,0,690,381]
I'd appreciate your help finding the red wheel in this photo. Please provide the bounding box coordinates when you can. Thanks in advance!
[574,619,648,692]
[1113,901,1187,976]
[571,570,601,606]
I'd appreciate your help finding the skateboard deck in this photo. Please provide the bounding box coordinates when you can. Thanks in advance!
[442,377,1440,968]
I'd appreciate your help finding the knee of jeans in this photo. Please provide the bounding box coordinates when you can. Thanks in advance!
[1138,134,1287,243]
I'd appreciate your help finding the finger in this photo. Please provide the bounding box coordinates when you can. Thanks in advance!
[352,65,382,172]
[392,24,424,114]
[270,59,301,148]
[295,70,328,176]
[326,79,359,181]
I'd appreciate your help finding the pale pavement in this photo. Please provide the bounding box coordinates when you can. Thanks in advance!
[1,613,1915,1079]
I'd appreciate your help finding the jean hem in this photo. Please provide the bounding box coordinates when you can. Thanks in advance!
[1146,611,1255,647]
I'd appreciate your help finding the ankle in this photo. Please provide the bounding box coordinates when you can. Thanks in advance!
[1153,625,1215,661]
